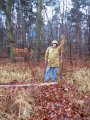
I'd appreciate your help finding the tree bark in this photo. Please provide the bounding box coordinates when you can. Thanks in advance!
[17,0,25,47]
[35,0,42,61]
[6,0,15,60]
[88,2,90,56]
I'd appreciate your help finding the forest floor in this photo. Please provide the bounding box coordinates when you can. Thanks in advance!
[0,58,90,120]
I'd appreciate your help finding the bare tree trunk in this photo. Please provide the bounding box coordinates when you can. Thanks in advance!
[0,17,3,56]
[61,0,65,35]
[6,0,15,60]
[76,9,82,58]
[35,0,42,61]
[88,1,90,56]
[17,0,25,48]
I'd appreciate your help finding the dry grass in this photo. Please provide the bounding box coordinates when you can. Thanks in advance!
[0,62,89,119]
[72,67,90,92]
[0,88,35,120]
[13,89,35,119]
[0,60,90,119]
[33,67,45,82]
[0,60,90,93]
[0,62,32,83]
[63,67,90,92]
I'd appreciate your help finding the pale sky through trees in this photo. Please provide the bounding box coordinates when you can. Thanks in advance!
[44,0,72,21]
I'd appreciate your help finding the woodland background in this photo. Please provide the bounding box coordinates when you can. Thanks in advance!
[0,0,90,120]
[0,0,90,61]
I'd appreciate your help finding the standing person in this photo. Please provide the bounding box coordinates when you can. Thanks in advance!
[44,35,65,82]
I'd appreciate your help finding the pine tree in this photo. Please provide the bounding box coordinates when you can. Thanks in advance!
[67,0,87,58]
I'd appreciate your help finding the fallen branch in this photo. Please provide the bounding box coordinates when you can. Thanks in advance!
[0,82,57,88]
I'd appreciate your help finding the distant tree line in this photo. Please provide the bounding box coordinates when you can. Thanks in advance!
[0,0,90,62]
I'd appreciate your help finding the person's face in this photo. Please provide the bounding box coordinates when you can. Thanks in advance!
[52,43,57,48]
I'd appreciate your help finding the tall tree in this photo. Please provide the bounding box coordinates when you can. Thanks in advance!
[17,0,25,48]
[67,0,87,58]
[6,0,15,60]
[35,0,42,61]
[88,0,90,56]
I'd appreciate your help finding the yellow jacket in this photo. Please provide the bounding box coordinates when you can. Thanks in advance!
[45,38,64,67]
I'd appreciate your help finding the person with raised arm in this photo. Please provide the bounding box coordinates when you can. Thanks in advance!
[44,35,65,82]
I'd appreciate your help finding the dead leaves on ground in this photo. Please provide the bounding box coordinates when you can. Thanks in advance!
[30,82,90,120]
[0,59,90,119]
